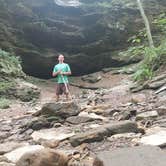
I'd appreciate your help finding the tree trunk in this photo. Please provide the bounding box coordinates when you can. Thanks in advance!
[137,0,154,48]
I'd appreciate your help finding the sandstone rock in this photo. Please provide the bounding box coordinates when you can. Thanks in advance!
[31,128,75,142]
[108,132,141,140]
[70,121,139,146]
[16,148,68,166]
[0,162,15,166]
[140,130,166,147]
[79,112,107,121]
[97,146,166,166]
[34,102,80,119]
[136,111,158,120]
[0,142,28,155]
[4,145,44,163]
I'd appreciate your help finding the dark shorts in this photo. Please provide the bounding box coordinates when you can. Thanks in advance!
[56,83,69,95]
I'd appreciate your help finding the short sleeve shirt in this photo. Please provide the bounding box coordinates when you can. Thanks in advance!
[53,63,71,83]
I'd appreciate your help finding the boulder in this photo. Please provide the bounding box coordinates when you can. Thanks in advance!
[136,111,158,121]
[16,148,68,166]
[97,146,166,166]
[139,130,166,147]
[70,121,139,146]
[66,116,94,124]
[34,102,81,119]
[0,142,28,155]
[4,145,44,163]
[31,128,75,142]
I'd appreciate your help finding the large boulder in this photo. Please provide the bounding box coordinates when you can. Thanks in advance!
[70,121,139,146]
[97,146,166,166]
[34,102,81,119]
[16,148,68,166]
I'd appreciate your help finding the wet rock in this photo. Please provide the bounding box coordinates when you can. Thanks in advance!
[136,111,158,120]
[70,121,139,146]
[0,142,28,155]
[34,102,80,119]
[97,146,166,166]
[16,148,68,166]
[4,145,44,163]
[66,116,94,124]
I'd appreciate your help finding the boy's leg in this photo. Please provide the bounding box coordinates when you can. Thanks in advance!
[55,84,61,102]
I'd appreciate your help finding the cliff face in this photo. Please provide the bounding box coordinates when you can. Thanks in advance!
[0,0,166,78]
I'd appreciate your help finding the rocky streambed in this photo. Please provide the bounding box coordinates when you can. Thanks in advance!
[0,71,166,166]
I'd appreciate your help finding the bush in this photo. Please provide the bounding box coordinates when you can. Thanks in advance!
[0,49,24,77]
[0,98,10,109]
[133,40,166,82]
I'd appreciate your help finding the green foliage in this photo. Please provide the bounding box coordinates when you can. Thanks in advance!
[0,98,11,109]
[153,13,166,33]
[0,81,15,94]
[119,45,144,58]
[0,49,24,77]
[127,29,147,44]
[133,40,166,82]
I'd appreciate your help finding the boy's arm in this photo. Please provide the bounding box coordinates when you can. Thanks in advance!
[61,64,71,75]
[52,66,61,77]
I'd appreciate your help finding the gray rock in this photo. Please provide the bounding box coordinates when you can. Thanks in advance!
[4,145,44,163]
[136,111,158,120]
[16,148,68,166]
[97,146,166,166]
[156,106,166,116]
[0,162,15,166]
[66,116,94,124]
[140,130,166,147]
[34,102,80,119]
[70,121,139,146]
[0,142,28,155]
[82,74,102,83]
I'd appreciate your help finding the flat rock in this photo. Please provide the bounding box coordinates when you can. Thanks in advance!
[140,130,166,147]
[34,102,80,119]
[97,146,166,166]
[0,162,15,166]
[0,142,28,155]
[31,128,75,142]
[70,121,139,146]
[66,116,94,124]
[79,111,107,121]
[4,145,44,163]
[136,111,158,120]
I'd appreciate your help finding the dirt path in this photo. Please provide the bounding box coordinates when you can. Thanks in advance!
[0,71,132,120]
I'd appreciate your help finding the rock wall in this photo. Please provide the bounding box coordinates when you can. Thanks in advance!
[0,0,166,78]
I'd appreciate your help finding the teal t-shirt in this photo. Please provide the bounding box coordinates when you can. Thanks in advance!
[53,63,71,83]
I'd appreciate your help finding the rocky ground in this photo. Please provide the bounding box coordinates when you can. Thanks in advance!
[0,69,166,166]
